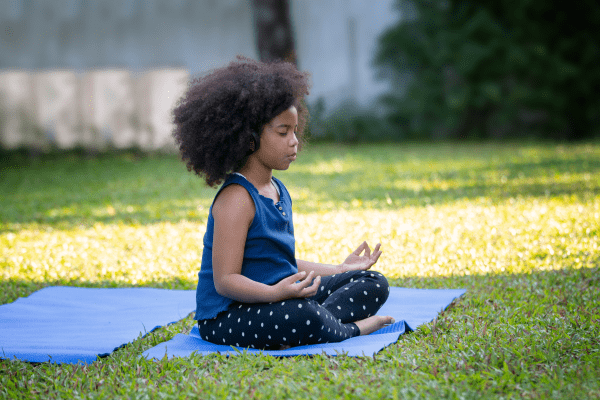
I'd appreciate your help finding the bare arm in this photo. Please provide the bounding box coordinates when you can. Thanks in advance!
[296,259,342,276]
[212,184,319,303]
[297,242,383,276]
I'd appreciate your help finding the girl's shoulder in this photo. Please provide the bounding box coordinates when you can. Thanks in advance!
[214,174,256,206]
[214,174,256,200]
[212,182,255,224]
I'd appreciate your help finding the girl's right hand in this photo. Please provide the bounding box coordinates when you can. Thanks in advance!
[273,271,321,301]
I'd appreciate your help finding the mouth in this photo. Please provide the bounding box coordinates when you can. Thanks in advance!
[288,153,297,161]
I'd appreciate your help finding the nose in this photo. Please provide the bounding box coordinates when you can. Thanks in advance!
[290,132,299,147]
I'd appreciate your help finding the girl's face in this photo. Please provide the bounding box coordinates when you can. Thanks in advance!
[255,106,299,170]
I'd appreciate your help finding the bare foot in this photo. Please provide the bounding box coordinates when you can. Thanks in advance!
[354,315,395,335]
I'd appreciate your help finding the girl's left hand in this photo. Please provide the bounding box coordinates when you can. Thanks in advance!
[339,241,382,273]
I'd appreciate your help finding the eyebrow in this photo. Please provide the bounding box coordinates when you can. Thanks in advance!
[274,123,297,128]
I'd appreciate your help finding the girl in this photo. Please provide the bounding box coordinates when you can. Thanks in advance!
[172,57,394,350]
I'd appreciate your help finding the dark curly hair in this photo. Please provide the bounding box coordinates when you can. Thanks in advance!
[172,56,310,187]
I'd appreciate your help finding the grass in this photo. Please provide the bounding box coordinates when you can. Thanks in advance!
[1,142,599,399]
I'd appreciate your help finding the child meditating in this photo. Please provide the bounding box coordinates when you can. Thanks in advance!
[172,57,394,349]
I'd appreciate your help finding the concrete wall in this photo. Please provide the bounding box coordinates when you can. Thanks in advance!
[0,0,258,74]
[291,0,398,112]
[0,69,188,151]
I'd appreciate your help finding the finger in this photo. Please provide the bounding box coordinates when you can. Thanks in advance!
[295,271,315,289]
[308,275,321,291]
[372,249,382,263]
[305,285,319,297]
[302,275,321,297]
[373,243,382,254]
[363,242,372,258]
[362,253,382,270]
[301,274,319,291]
[283,271,306,285]
[353,241,367,256]
[291,271,307,281]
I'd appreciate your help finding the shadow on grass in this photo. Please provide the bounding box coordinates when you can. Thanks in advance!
[287,155,600,208]
[1,144,599,231]
[1,152,218,232]
[388,265,599,294]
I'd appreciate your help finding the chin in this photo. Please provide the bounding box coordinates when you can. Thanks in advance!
[273,161,293,171]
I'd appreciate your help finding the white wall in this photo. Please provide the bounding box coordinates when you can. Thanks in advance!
[0,69,189,151]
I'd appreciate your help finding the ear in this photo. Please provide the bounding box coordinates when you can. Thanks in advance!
[250,131,260,152]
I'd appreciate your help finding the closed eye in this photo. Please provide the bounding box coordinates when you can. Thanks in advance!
[278,128,297,136]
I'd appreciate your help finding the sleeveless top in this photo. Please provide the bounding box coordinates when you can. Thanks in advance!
[194,173,298,320]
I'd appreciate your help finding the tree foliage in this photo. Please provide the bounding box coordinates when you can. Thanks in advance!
[375,0,600,140]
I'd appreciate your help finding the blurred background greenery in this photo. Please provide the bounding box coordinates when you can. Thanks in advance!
[370,0,600,142]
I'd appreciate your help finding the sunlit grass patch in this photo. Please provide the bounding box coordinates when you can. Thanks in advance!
[0,222,202,289]
[3,193,596,303]
[295,197,599,279]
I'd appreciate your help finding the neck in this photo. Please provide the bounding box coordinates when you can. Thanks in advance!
[238,157,273,188]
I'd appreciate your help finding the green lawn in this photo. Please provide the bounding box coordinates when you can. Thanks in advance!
[1,143,599,399]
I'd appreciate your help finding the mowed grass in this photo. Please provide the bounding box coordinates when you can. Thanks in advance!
[1,142,599,399]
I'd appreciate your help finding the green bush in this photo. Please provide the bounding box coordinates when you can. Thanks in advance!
[375,0,600,140]
[307,99,396,143]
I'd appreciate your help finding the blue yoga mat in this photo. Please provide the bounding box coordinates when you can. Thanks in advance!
[143,287,466,359]
[0,286,196,364]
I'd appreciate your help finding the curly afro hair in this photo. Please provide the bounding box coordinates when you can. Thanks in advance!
[172,56,310,187]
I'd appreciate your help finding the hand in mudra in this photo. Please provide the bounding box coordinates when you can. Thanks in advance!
[273,270,321,301]
[339,241,382,273]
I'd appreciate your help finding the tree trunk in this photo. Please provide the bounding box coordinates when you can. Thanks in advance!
[251,0,296,64]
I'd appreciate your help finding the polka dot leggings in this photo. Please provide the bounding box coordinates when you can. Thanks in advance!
[198,270,390,349]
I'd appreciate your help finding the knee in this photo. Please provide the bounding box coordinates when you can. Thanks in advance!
[364,271,390,302]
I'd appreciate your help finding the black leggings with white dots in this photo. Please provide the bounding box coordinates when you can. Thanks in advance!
[198,270,390,349]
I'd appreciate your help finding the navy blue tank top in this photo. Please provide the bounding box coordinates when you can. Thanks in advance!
[194,173,298,320]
